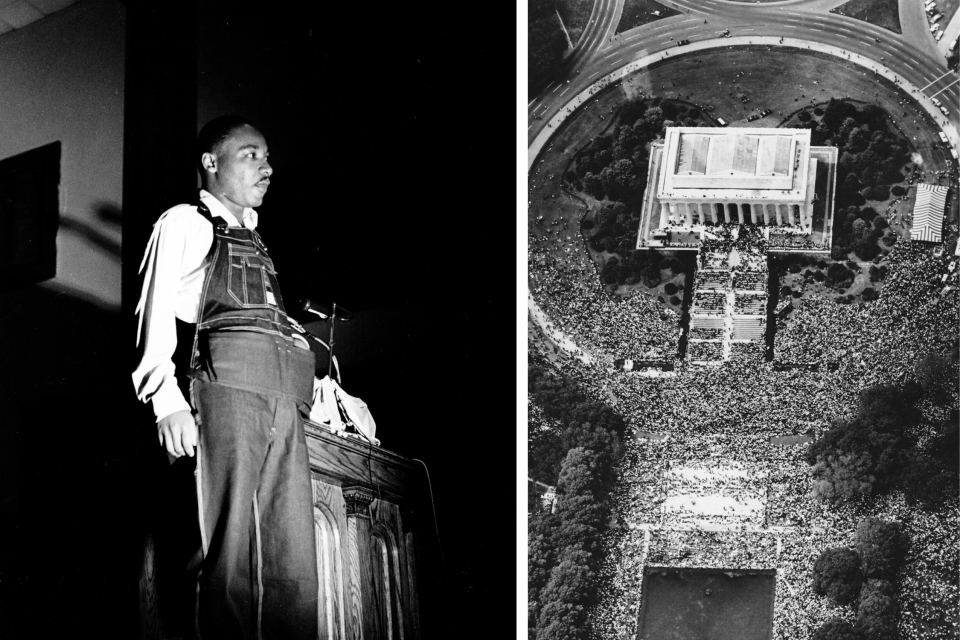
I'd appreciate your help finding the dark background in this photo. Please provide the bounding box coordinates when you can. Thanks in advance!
[1,1,517,638]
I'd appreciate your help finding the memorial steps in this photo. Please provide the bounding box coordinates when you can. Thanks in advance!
[687,229,769,365]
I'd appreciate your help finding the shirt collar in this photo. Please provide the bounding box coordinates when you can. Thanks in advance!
[199,189,258,230]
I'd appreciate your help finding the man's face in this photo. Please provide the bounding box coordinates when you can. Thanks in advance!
[202,124,272,216]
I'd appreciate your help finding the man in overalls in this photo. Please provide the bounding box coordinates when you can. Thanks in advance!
[132,116,318,639]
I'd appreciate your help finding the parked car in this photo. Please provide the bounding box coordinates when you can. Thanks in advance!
[939,132,949,143]
[940,106,950,116]
[716,117,728,126]
[932,97,942,106]
[676,39,690,47]
[759,109,772,117]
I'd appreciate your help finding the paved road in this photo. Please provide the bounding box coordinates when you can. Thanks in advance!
[528,0,958,148]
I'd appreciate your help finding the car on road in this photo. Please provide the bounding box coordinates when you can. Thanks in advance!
[939,132,949,143]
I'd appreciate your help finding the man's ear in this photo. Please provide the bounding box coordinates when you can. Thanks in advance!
[201,152,217,175]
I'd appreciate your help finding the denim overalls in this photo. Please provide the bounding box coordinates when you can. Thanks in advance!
[188,202,318,640]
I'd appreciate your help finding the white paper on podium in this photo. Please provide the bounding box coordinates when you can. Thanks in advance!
[309,376,378,446]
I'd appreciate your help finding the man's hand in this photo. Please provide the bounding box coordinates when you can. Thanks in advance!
[158,410,198,460]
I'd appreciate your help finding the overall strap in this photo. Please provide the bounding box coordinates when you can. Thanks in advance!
[188,200,227,372]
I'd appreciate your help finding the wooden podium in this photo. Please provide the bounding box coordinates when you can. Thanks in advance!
[139,421,426,640]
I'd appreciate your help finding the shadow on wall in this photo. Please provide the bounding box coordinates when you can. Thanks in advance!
[0,203,151,639]
[58,201,123,266]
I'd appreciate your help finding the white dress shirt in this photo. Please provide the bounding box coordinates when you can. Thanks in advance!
[132,189,259,422]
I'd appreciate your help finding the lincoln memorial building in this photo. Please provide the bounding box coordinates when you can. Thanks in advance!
[637,127,837,252]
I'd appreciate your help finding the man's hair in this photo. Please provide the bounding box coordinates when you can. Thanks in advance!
[196,115,258,177]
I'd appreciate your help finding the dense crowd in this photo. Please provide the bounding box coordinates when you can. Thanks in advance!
[688,340,724,361]
[529,205,958,638]
[692,291,726,312]
[733,271,767,291]
[734,293,767,313]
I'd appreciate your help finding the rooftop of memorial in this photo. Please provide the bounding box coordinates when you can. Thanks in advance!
[657,127,813,199]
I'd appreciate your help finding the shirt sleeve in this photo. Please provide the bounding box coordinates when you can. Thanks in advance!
[131,207,195,422]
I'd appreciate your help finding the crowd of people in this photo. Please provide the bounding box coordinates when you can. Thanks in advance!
[529,206,958,638]
[692,291,726,312]
[734,293,767,313]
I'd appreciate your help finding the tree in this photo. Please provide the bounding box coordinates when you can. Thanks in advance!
[554,448,605,556]
[619,96,648,127]
[583,173,603,199]
[856,579,898,640]
[813,618,864,640]
[863,185,889,201]
[812,451,877,501]
[528,510,559,608]
[529,14,568,91]
[536,548,595,640]
[638,106,664,138]
[861,287,878,301]
[808,385,916,502]
[642,261,662,288]
[914,351,954,403]
[855,518,908,580]
[823,100,860,132]
[826,263,854,290]
[812,547,863,606]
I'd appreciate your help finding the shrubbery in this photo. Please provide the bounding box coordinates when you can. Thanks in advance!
[808,385,916,502]
[856,579,898,640]
[528,364,631,640]
[809,382,957,508]
[578,103,672,266]
[831,206,885,261]
[529,0,568,91]
[813,617,862,640]
[856,518,908,580]
[862,185,889,201]
[812,547,862,606]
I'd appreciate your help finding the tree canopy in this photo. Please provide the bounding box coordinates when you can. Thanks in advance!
[855,518,908,580]
[813,617,864,640]
[808,385,918,503]
[856,579,898,640]
[812,546,863,606]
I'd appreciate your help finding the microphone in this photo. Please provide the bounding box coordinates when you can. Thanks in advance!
[301,298,353,322]
[300,298,353,381]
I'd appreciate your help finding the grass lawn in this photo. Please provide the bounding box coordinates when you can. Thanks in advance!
[530,46,955,304]
[616,0,681,34]
[941,0,960,31]
[558,0,595,45]
[637,568,776,640]
[830,0,902,34]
